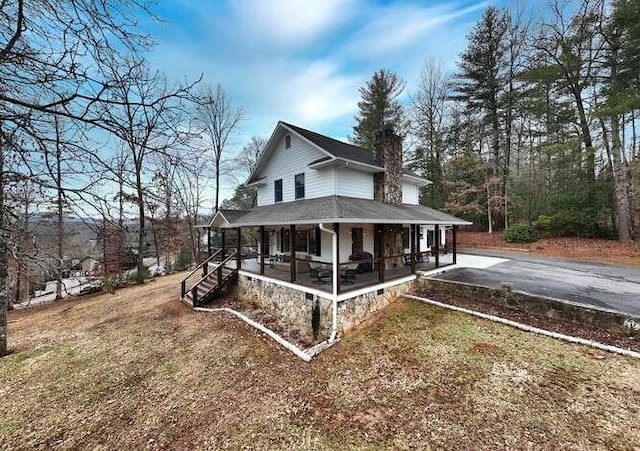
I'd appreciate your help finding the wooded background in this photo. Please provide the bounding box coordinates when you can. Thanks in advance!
[351,0,639,241]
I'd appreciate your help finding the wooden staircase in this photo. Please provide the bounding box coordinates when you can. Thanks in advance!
[180,250,238,308]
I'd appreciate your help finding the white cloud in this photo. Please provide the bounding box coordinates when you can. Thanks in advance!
[345,1,490,57]
[228,0,356,45]
[287,61,360,125]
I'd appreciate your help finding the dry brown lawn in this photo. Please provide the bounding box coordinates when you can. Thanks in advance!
[2,272,639,449]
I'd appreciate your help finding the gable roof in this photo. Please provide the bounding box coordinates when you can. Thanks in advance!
[208,196,471,228]
[280,122,379,167]
[207,209,250,228]
[247,121,430,185]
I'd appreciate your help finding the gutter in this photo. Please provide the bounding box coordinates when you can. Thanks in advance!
[319,223,339,342]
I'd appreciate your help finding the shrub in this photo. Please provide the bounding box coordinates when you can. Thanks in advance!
[533,214,553,232]
[311,298,321,341]
[504,224,537,243]
[175,245,193,271]
[100,273,127,292]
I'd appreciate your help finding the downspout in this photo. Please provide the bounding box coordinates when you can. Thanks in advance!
[319,223,338,342]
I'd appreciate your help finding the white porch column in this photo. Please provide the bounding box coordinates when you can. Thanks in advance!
[319,223,339,342]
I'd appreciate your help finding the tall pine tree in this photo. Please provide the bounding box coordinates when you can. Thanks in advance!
[352,69,407,150]
[452,6,509,232]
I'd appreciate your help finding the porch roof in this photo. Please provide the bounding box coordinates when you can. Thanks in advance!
[207,196,471,228]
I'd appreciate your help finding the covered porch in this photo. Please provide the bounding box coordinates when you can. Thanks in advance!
[204,197,467,298]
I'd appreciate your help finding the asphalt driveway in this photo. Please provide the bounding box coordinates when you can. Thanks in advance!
[432,251,640,315]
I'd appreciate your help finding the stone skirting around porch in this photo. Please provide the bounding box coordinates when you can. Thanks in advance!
[235,273,414,340]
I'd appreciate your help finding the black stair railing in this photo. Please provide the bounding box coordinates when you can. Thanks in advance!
[180,249,222,299]
[185,251,238,306]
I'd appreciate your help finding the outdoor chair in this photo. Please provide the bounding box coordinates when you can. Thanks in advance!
[309,262,330,284]
[341,263,358,285]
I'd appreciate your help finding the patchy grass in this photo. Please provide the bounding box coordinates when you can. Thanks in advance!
[2,273,639,449]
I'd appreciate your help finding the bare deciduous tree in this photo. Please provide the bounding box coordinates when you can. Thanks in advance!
[0,0,158,358]
[235,135,266,181]
[96,57,195,283]
[174,148,211,263]
[194,84,244,212]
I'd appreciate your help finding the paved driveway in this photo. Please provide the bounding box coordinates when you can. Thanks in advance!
[432,251,640,315]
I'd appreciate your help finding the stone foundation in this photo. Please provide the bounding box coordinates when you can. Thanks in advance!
[236,273,414,340]
[236,275,333,340]
[338,281,413,334]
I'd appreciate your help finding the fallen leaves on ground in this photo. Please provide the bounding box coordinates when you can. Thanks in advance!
[1,272,639,449]
[459,231,640,266]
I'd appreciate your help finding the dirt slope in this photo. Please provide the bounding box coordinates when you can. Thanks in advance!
[2,273,639,449]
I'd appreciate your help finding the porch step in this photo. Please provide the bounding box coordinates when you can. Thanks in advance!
[182,292,194,307]
[180,264,239,308]
[200,280,217,292]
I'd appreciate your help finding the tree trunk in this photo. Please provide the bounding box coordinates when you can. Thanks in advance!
[187,218,197,263]
[215,158,220,212]
[487,183,493,234]
[611,115,632,241]
[0,129,8,356]
[574,90,597,195]
[151,217,160,267]
[608,38,632,241]
[136,164,146,284]
[55,133,63,301]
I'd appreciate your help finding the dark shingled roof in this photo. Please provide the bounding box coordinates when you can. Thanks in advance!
[218,209,249,223]
[281,122,381,167]
[212,196,470,227]
[207,209,250,227]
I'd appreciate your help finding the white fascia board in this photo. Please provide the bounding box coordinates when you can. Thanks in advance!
[402,174,431,186]
[336,275,416,302]
[230,218,473,227]
[246,122,284,185]
[237,270,417,305]
[308,158,383,174]
[237,270,332,298]
[246,177,267,187]
[307,158,338,170]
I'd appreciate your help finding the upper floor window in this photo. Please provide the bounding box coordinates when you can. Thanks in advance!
[295,173,305,199]
[274,179,283,203]
[285,135,291,149]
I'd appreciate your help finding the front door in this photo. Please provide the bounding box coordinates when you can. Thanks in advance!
[351,228,363,255]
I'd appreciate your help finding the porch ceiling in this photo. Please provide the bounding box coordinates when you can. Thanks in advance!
[207,195,471,228]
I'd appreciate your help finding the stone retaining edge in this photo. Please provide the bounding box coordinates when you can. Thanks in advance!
[195,306,318,362]
[402,294,640,360]
[417,278,640,335]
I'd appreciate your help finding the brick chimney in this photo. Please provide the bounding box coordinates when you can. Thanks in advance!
[373,128,403,204]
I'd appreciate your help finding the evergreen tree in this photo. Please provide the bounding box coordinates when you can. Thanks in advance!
[454,6,509,175]
[352,69,407,150]
[452,6,509,231]
[220,184,256,210]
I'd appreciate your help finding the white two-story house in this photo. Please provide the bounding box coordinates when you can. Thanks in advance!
[184,121,470,343]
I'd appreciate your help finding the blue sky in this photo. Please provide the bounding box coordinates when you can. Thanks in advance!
[145,0,509,201]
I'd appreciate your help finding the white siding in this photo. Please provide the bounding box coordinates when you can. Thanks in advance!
[255,133,335,206]
[402,181,419,205]
[335,168,374,199]
[319,224,374,261]
[418,225,446,249]
[266,225,373,262]
[403,225,447,253]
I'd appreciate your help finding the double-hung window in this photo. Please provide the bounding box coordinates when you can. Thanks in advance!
[274,179,283,203]
[294,173,305,199]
